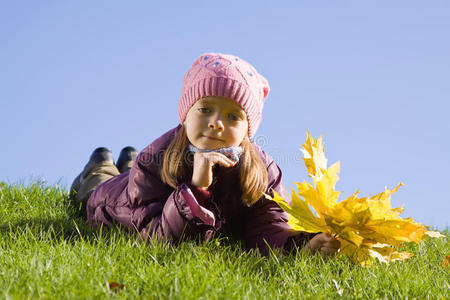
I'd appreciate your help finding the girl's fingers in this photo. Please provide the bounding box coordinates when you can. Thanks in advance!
[320,234,340,246]
[313,233,340,255]
[201,152,236,167]
[323,240,341,254]
[327,239,341,249]
[214,157,236,167]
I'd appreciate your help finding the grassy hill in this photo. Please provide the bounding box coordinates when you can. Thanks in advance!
[0,181,448,299]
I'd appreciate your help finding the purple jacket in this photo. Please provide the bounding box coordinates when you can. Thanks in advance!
[87,125,310,254]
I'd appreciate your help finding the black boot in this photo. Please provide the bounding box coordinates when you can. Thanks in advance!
[116,146,138,173]
[70,147,114,198]
[86,147,114,166]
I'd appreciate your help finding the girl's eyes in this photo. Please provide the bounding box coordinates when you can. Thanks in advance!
[198,108,211,113]
[198,107,243,121]
[228,113,241,121]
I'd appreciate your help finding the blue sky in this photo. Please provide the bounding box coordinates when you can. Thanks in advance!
[1,1,449,229]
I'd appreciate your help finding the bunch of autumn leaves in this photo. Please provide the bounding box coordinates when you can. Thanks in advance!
[267,132,443,266]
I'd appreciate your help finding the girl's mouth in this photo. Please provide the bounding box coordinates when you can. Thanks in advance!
[203,136,223,141]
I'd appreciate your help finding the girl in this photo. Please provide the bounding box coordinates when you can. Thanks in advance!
[71,53,339,256]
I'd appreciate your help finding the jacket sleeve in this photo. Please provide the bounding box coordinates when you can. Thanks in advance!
[127,150,219,242]
[242,160,313,255]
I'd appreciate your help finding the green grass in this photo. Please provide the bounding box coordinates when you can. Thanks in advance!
[0,181,448,299]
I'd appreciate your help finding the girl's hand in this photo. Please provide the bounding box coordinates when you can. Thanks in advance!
[191,151,236,190]
[304,233,340,256]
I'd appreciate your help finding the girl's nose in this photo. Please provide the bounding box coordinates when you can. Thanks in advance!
[208,116,224,131]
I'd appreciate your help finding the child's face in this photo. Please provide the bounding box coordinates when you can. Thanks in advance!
[184,96,249,150]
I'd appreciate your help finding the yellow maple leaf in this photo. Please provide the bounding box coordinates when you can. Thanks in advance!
[301,132,327,179]
[267,132,444,265]
[270,190,325,233]
[443,255,450,267]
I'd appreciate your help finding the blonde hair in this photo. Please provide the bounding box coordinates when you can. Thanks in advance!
[160,126,268,207]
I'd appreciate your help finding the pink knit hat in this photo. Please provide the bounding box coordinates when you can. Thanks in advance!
[178,53,270,137]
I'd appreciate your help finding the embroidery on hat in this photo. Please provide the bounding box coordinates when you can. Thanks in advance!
[205,59,231,75]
